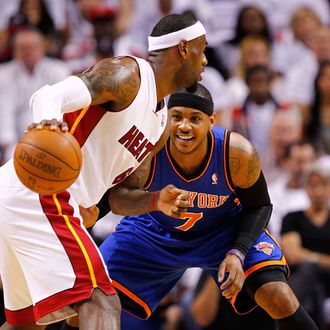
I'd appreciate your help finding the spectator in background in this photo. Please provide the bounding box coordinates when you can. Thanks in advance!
[217,5,273,76]
[225,35,277,110]
[272,6,322,78]
[88,5,117,60]
[61,0,101,73]
[0,28,70,164]
[281,156,330,329]
[268,141,317,241]
[282,26,330,111]
[231,65,284,160]
[305,60,330,154]
[63,0,134,73]
[262,108,304,183]
[2,0,63,60]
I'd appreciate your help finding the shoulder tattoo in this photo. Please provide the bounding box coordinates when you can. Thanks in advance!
[86,60,139,101]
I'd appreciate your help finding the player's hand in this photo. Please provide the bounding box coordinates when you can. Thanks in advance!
[218,254,245,299]
[79,205,100,228]
[156,184,190,218]
[27,119,68,132]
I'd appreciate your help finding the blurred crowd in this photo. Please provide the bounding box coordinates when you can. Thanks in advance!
[2,0,330,329]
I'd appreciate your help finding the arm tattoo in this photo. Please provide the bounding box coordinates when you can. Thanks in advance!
[84,59,139,103]
[229,140,260,187]
[229,144,249,178]
[247,148,260,184]
[229,158,240,177]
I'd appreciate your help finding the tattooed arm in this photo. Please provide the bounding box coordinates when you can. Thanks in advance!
[228,132,272,256]
[29,57,140,129]
[79,57,140,110]
[228,132,261,189]
[98,120,190,218]
[217,132,272,298]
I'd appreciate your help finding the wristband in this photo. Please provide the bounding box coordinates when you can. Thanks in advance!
[226,249,245,266]
[150,191,159,211]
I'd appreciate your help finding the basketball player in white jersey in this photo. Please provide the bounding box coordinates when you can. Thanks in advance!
[0,14,207,330]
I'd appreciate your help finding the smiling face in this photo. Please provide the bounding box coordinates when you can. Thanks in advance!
[169,106,214,162]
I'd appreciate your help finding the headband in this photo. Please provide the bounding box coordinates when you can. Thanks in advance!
[148,21,206,51]
[167,93,214,116]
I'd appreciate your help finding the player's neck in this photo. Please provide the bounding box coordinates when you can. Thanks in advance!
[147,57,177,102]
[169,137,210,176]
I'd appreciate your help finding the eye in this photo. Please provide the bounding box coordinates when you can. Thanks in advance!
[171,114,181,121]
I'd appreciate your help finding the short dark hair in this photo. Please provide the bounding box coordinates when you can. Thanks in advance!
[181,83,213,102]
[245,65,273,84]
[150,14,197,37]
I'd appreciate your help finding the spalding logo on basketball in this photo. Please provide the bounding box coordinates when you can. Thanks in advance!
[13,127,82,195]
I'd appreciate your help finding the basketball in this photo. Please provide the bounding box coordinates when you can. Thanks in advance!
[13,126,82,195]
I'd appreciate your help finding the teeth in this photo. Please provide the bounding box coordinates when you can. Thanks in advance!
[178,135,193,140]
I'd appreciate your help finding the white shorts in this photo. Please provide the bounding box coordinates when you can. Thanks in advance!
[0,159,116,326]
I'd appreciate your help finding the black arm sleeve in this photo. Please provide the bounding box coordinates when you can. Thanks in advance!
[96,188,111,220]
[232,171,273,257]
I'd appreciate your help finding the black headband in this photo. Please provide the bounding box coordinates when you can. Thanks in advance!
[167,93,214,116]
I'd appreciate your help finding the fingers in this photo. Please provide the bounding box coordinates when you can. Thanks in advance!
[170,194,190,217]
[220,272,244,299]
[218,262,226,283]
[218,257,245,299]
[27,119,68,132]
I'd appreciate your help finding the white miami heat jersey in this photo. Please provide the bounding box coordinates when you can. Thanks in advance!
[64,56,168,207]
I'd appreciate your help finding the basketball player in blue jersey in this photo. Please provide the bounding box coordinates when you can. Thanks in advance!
[99,84,318,330]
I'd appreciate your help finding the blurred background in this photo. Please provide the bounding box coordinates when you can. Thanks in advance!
[1,0,330,329]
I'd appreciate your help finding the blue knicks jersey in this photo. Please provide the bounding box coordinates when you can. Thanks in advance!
[144,126,242,233]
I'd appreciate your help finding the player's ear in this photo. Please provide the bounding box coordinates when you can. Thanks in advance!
[178,40,189,58]
[209,113,216,128]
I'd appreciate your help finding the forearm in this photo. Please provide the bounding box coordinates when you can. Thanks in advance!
[286,245,330,270]
[232,204,272,257]
[110,186,158,216]
[232,172,272,257]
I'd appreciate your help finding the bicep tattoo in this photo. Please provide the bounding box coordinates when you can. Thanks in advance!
[83,59,139,104]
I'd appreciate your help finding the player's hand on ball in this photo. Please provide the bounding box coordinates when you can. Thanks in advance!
[79,205,100,228]
[218,254,245,299]
[14,124,82,195]
[27,119,68,132]
[157,184,190,218]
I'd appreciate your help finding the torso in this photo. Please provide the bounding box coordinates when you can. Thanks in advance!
[64,57,168,207]
[142,126,242,233]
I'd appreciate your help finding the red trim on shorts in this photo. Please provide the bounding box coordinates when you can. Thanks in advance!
[19,191,117,324]
[5,305,35,326]
[63,105,107,147]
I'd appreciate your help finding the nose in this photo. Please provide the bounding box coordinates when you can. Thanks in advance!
[203,53,208,66]
[178,118,191,130]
